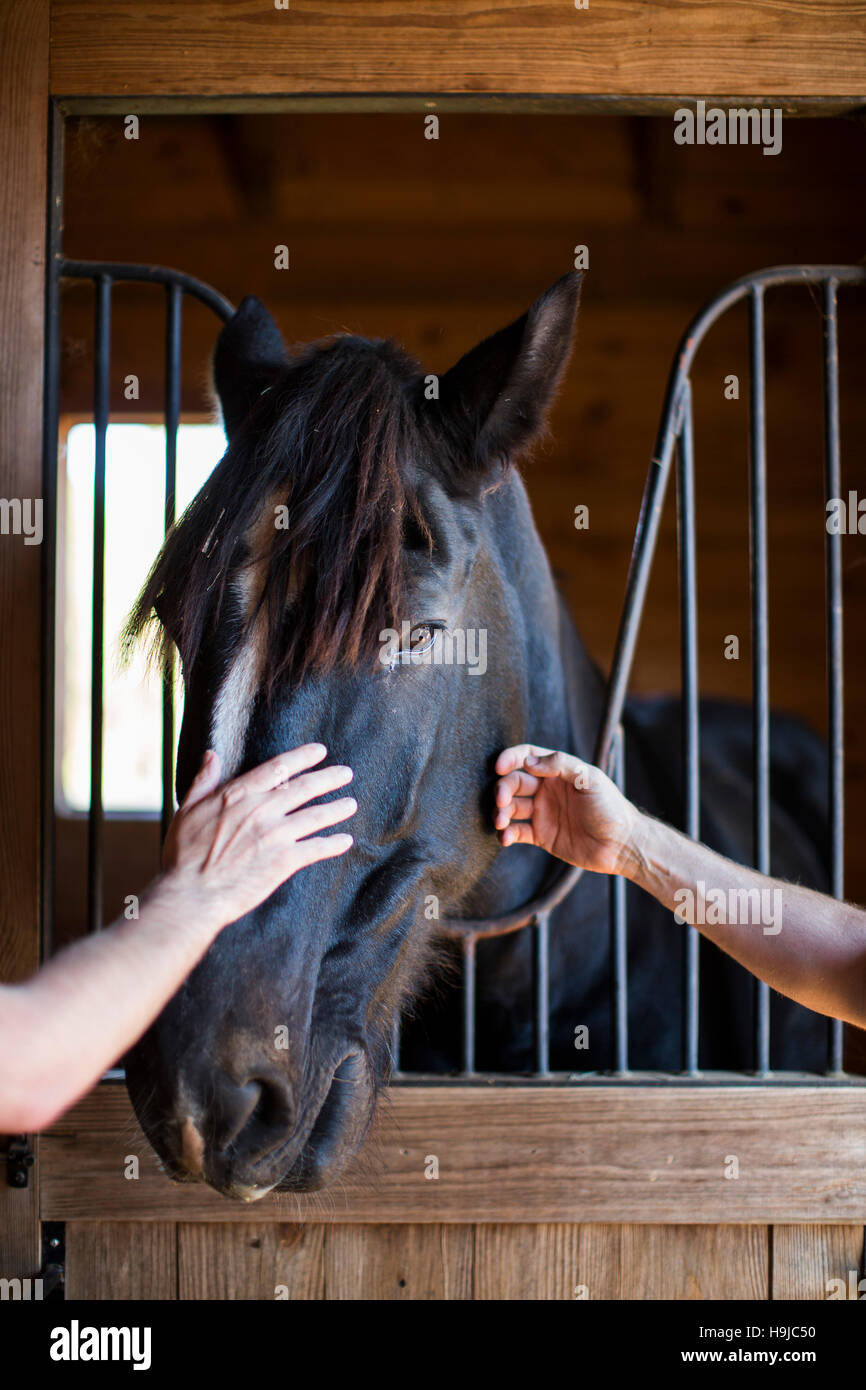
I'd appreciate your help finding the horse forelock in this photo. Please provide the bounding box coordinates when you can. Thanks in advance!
[124,333,433,706]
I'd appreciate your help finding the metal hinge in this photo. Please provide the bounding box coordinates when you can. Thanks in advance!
[4,1134,34,1188]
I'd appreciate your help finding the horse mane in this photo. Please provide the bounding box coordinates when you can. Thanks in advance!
[124,334,432,698]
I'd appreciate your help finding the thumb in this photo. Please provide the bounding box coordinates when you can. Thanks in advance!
[181,749,221,810]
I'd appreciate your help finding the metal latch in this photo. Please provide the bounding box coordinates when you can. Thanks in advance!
[5,1134,34,1187]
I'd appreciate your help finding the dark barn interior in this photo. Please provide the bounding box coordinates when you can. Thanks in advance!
[55,111,866,1069]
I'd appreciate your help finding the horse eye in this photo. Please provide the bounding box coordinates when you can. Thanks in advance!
[410,623,434,650]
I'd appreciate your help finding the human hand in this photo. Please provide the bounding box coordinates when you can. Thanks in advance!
[160,744,356,931]
[493,745,639,877]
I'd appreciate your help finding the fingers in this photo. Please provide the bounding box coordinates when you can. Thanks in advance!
[274,764,353,815]
[498,821,538,848]
[282,831,355,870]
[181,749,222,810]
[230,743,330,795]
[495,768,539,804]
[525,750,592,786]
[495,744,555,776]
[286,795,357,840]
[494,796,534,830]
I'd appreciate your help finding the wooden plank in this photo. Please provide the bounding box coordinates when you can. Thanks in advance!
[50,1,866,100]
[41,1082,866,1223]
[178,1223,325,1299]
[772,1225,866,1300]
[474,1224,621,1299]
[0,0,48,1283]
[620,1224,768,1299]
[65,1221,177,1298]
[324,1224,472,1299]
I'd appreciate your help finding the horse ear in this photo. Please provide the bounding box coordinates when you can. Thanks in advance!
[213,295,289,439]
[439,271,582,470]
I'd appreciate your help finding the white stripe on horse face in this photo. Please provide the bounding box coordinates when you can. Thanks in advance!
[210,596,267,781]
[209,495,286,781]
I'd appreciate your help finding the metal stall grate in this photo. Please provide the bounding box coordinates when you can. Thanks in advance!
[49,261,866,1087]
[436,265,866,1083]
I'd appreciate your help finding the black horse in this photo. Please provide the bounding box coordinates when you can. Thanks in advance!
[124,273,827,1200]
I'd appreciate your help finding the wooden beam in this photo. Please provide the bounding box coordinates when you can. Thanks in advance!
[50,1,866,102]
[0,0,49,1281]
[41,1081,866,1224]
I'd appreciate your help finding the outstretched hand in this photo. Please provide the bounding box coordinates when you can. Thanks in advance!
[161,745,356,931]
[493,744,639,877]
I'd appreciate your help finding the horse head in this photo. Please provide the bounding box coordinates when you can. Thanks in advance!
[124,272,582,1197]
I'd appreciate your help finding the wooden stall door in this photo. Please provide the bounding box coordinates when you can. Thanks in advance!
[63,1221,866,1301]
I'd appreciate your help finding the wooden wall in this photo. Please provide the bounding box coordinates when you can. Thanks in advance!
[43,1085,866,1298]
[0,0,48,1279]
[61,1220,866,1300]
[49,0,866,100]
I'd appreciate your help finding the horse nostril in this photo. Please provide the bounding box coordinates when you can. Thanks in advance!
[246,1069,294,1131]
[209,1069,293,1153]
[209,1073,263,1151]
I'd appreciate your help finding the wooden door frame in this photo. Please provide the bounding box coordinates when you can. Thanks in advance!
[3,0,866,1278]
[0,0,49,1281]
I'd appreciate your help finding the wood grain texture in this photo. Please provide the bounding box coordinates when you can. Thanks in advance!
[620,1224,768,1299]
[49,1,866,100]
[0,10,47,981]
[324,1224,472,1299]
[41,1082,866,1223]
[474,1223,621,1299]
[178,1222,325,1299]
[772,1224,866,1299]
[65,1221,177,1298]
[0,0,48,1283]
[61,1219,866,1300]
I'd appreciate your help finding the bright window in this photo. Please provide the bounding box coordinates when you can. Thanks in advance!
[59,421,225,812]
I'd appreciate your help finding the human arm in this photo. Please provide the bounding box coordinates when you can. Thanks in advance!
[0,744,356,1131]
[494,744,866,1030]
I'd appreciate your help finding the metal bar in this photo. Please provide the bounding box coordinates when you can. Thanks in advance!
[823,276,845,1076]
[462,934,476,1075]
[676,380,701,1075]
[749,285,771,1075]
[87,275,111,935]
[609,727,629,1074]
[161,283,182,843]
[534,912,550,1075]
[41,100,65,964]
[59,260,235,324]
[593,449,676,773]
[442,266,866,944]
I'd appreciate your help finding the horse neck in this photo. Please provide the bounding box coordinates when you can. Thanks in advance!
[555,590,607,762]
[457,480,605,920]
